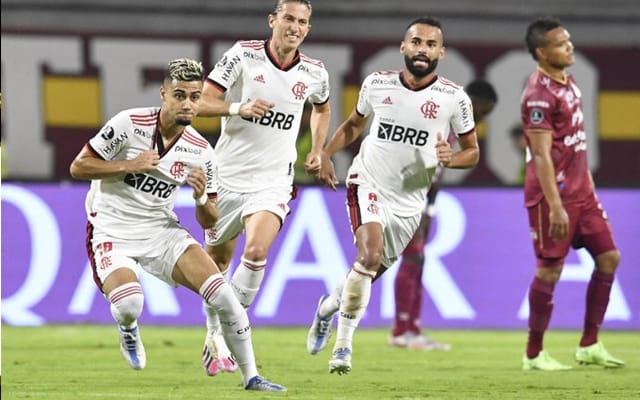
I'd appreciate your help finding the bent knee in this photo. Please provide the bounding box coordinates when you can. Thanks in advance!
[243,245,269,262]
[596,249,620,274]
[207,245,232,271]
[357,252,382,271]
[535,264,563,283]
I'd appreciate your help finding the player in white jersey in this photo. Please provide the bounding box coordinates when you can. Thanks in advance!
[305,17,480,375]
[388,79,497,351]
[69,58,285,392]
[196,0,331,377]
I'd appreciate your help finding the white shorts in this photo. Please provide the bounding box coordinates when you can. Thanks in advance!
[205,185,293,246]
[89,220,200,289]
[345,179,421,267]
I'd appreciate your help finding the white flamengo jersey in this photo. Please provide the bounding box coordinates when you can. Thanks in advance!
[85,106,216,240]
[207,39,330,192]
[349,72,475,216]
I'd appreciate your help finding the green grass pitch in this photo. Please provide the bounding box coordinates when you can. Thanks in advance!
[2,325,638,399]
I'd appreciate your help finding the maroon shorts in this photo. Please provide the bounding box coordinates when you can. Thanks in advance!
[527,192,617,267]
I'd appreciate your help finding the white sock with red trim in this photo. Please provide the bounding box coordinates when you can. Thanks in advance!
[230,257,266,308]
[333,262,375,350]
[200,273,258,384]
[108,282,144,328]
[319,276,345,318]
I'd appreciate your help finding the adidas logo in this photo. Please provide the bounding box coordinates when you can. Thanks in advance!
[254,74,265,83]
[382,96,392,104]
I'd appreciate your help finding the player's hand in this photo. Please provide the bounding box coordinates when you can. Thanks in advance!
[238,99,275,119]
[436,132,453,167]
[186,167,207,200]
[129,150,159,173]
[304,151,322,175]
[548,204,569,240]
[317,151,338,191]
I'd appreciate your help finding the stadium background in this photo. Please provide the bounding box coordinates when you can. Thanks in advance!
[2,0,639,329]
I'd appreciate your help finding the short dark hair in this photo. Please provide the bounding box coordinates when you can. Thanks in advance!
[406,16,442,33]
[525,17,562,61]
[271,0,312,15]
[465,79,498,103]
[164,58,204,82]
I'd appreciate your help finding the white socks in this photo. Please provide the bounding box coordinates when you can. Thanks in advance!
[204,268,229,336]
[200,273,258,384]
[334,263,375,350]
[319,276,345,318]
[108,282,144,328]
[230,257,266,308]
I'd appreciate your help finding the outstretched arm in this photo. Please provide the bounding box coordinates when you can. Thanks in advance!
[198,81,274,119]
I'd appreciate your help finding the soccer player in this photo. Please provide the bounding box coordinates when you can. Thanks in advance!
[388,79,497,351]
[196,0,331,376]
[69,58,286,391]
[520,17,624,371]
[307,17,479,374]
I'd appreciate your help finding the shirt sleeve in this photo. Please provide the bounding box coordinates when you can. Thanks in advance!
[308,67,330,105]
[355,75,373,117]
[202,145,218,195]
[87,110,130,160]
[521,89,556,132]
[207,41,243,92]
[450,88,475,136]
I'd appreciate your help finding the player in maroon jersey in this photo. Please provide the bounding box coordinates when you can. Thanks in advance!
[520,17,624,371]
[388,79,497,351]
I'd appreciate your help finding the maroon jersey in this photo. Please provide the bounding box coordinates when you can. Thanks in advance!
[521,70,592,207]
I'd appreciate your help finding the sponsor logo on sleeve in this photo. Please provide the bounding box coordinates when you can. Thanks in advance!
[99,125,115,140]
[102,132,128,155]
[530,109,544,124]
[526,100,550,108]
[220,55,240,82]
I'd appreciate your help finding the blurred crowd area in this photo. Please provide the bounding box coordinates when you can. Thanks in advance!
[1,0,639,185]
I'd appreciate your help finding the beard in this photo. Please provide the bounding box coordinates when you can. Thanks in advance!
[404,54,438,78]
[175,117,192,126]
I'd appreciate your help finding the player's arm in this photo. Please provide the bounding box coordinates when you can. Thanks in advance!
[324,109,368,157]
[69,145,159,180]
[303,101,331,175]
[198,81,274,119]
[528,128,569,240]
[439,131,479,169]
[318,109,368,190]
[186,167,218,229]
